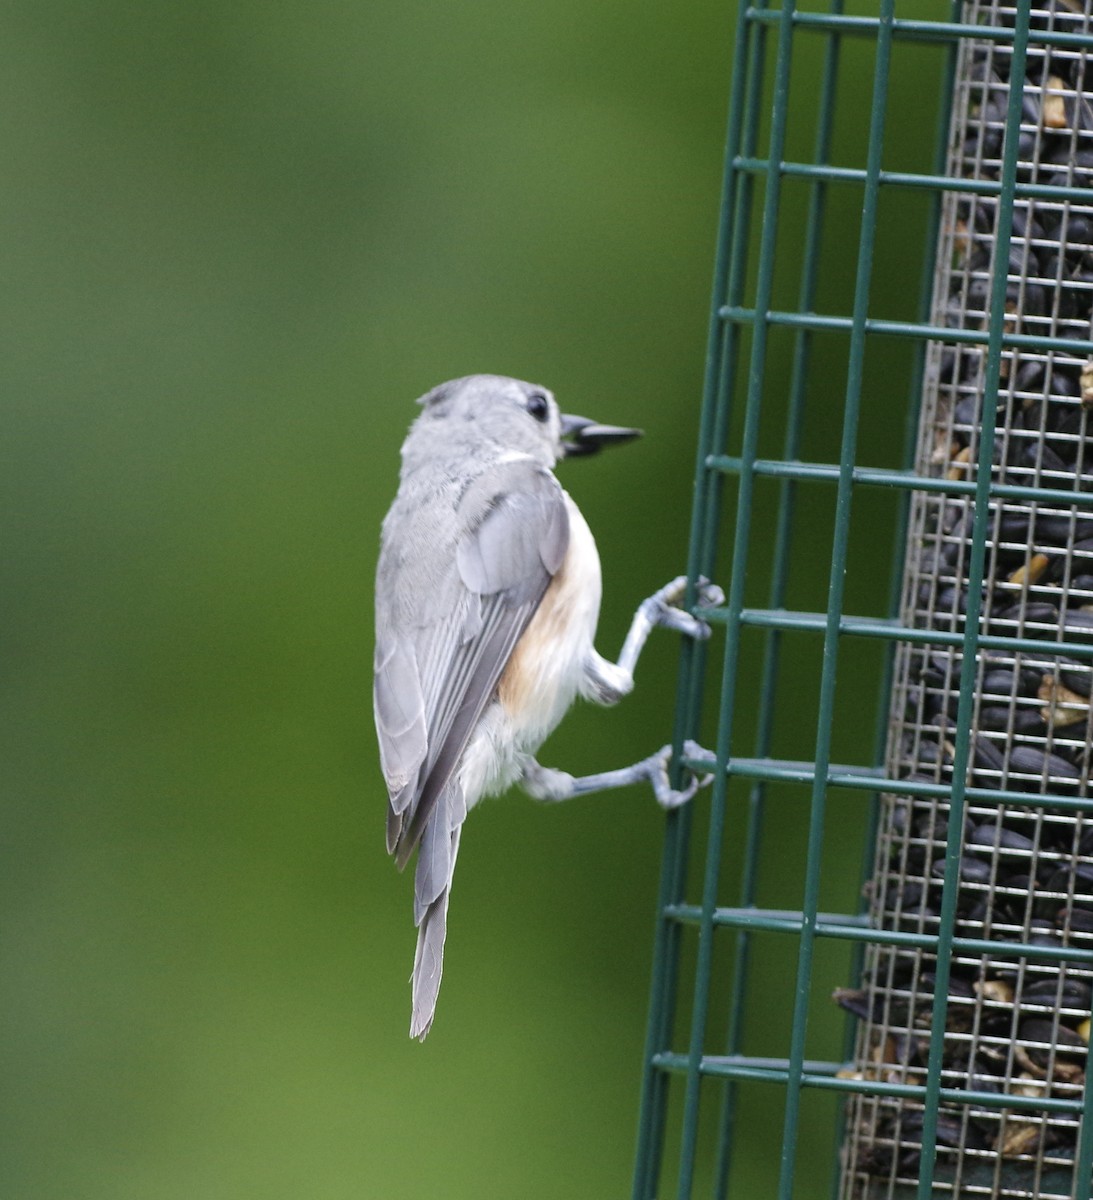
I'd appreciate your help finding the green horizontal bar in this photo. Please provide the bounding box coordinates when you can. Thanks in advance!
[687,752,884,787]
[707,455,1093,511]
[719,305,1093,357]
[651,1052,1085,1115]
[662,907,868,936]
[663,903,1093,968]
[744,8,1093,52]
[699,606,1093,663]
[664,905,871,938]
[735,156,1093,206]
[680,751,1093,816]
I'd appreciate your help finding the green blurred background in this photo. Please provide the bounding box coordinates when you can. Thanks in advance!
[2,3,948,1197]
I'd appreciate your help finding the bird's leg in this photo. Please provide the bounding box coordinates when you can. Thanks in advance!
[521,576,721,808]
[521,741,715,810]
[619,575,723,676]
[584,575,724,704]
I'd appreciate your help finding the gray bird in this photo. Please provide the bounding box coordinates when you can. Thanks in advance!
[374,374,719,1039]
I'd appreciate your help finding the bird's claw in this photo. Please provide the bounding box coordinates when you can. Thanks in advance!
[645,739,716,809]
[647,575,724,641]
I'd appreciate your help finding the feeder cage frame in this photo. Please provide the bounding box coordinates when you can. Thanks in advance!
[633,3,1093,1199]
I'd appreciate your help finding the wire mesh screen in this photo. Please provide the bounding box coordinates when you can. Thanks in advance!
[633,3,1093,1199]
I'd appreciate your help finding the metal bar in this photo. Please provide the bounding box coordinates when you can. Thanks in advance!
[678,752,1093,818]
[707,456,1093,511]
[841,24,966,1182]
[830,21,960,1176]
[744,7,1093,51]
[630,0,765,1192]
[777,11,895,1195]
[700,606,1093,663]
[912,7,1033,1196]
[719,304,1093,357]
[662,904,1093,969]
[1075,1045,1093,1200]
[696,0,776,582]
[652,1053,1087,1115]
[842,18,960,1188]
[733,155,1093,205]
[713,4,845,1196]
[676,1,799,1193]
[667,905,871,931]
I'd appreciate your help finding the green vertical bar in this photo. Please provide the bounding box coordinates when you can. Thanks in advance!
[675,3,798,1197]
[696,22,772,583]
[631,1,767,1195]
[832,12,962,1200]
[713,5,845,1198]
[1074,1051,1093,1200]
[913,5,1031,1198]
[775,5,895,1198]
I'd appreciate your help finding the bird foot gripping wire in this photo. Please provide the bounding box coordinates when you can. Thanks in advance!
[651,574,725,638]
[617,575,724,676]
[522,573,723,809]
[638,738,717,809]
[522,738,716,807]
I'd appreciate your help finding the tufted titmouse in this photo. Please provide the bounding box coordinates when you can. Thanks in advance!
[374,374,719,1039]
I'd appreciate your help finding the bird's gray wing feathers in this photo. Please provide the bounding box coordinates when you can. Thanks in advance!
[377,461,570,878]
[373,634,429,830]
[456,471,569,598]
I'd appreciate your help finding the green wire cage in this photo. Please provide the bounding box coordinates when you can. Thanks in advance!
[633,2,1093,1198]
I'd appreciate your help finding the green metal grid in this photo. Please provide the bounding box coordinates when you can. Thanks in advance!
[634,2,1093,1198]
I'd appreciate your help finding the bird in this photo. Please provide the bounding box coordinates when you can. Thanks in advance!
[373,374,719,1039]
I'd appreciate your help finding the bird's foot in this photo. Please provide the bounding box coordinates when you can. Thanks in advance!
[641,739,716,809]
[643,576,724,641]
[522,741,715,808]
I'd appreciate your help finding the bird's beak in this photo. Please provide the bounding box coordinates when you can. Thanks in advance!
[560,413,643,457]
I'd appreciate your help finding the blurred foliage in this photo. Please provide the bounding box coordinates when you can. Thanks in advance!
[2,2,946,1198]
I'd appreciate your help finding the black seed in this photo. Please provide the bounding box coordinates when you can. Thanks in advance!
[1009,744,1082,780]
[1015,357,1048,392]
[923,652,962,687]
[968,823,1036,857]
[1061,662,1093,696]
[997,511,1033,541]
[1037,513,1093,543]
[992,601,1059,625]
[1058,906,1093,933]
[1023,442,1070,472]
[979,700,1046,729]
[1063,608,1093,642]
[932,855,992,884]
[980,668,1019,696]
[1021,976,1093,1010]
[1044,861,1093,900]
[1018,1017,1087,1055]
[973,735,1006,771]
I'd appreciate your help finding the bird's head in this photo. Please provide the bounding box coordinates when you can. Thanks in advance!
[409,374,641,469]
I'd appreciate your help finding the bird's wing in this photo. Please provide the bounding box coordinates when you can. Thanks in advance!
[374,460,570,875]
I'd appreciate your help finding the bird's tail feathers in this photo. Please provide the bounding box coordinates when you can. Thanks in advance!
[386,806,403,857]
[410,888,449,1040]
[412,781,461,924]
[408,818,462,1040]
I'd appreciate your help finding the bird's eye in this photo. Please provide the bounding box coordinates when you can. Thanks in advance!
[526,392,550,423]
